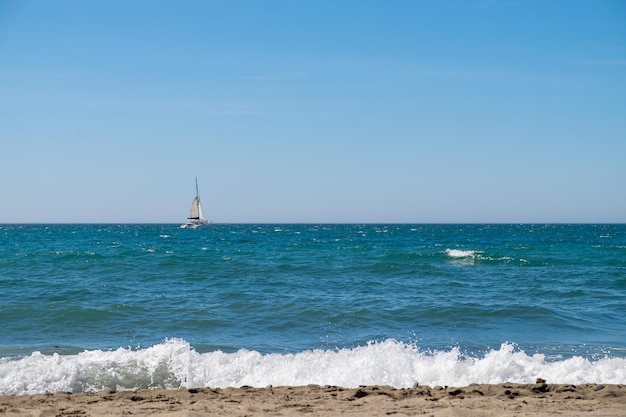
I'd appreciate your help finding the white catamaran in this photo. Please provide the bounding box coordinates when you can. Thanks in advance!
[181,178,210,228]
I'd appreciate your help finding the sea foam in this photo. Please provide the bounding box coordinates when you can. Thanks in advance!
[445,249,476,258]
[1,339,625,395]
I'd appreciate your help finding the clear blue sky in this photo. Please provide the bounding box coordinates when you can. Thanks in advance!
[1,0,625,223]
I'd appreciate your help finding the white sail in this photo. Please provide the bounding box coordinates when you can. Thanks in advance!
[181,178,209,228]
[189,197,202,220]
[197,198,206,221]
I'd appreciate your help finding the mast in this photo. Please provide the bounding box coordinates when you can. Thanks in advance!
[183,177,209,227]
[194,177,206,222]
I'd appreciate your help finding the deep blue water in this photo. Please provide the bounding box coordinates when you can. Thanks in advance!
[1,224,625,393]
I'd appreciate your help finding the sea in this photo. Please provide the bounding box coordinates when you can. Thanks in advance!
[1,224,625,395]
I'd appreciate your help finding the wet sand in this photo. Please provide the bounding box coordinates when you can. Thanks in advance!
[1,383,624,416]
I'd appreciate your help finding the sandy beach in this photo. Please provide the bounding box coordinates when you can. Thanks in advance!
[1,383,624,417]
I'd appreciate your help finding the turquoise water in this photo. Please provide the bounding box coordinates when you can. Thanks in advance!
[1,224,625,393]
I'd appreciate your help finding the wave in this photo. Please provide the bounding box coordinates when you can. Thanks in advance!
[1,339,625,396]
[445,249,477,258]
[444,248,519,264]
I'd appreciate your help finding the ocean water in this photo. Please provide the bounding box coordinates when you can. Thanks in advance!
[1,224,625,395]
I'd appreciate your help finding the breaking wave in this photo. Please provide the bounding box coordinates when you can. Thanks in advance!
[1,339,625,396]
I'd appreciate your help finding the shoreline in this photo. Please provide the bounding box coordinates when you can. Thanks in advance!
[1,383,624,416]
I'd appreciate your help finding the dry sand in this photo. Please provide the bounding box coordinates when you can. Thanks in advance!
[1,383,624,417]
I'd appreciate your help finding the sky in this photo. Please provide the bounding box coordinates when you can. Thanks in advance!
[1,0,625,223]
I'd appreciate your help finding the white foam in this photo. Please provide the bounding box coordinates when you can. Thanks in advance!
[445,249,476,258]
[1,340,624,395]
[445,249,520,263]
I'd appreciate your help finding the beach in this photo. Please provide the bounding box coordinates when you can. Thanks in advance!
[1,383,625,417]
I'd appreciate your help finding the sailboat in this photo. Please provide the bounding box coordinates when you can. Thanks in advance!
[181,178,210,228]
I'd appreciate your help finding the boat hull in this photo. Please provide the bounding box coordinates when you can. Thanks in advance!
[180,219,210,229]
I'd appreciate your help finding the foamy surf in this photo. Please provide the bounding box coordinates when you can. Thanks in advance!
[445,249,477,258]
[1,339,624,396]
[445,248,517,263]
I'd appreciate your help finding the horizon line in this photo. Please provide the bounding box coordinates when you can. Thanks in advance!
[1,222,624,226]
